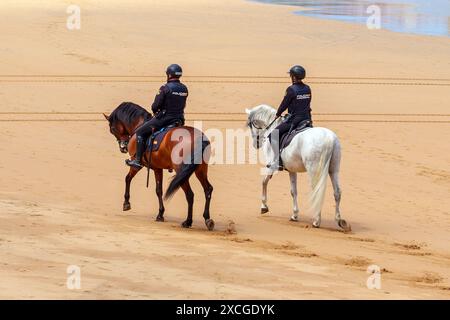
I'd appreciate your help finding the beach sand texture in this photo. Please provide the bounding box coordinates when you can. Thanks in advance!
[0,0,449,299]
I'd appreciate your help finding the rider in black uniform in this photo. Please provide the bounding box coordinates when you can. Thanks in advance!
[126,64,188,169]
[268,65,312,171]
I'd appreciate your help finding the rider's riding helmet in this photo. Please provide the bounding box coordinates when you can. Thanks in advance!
[166,64,183,78]
[288,65,306,81]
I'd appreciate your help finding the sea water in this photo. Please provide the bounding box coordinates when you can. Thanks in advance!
[253,0,450,37]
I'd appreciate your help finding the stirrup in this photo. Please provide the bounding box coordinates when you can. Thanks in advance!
[125,159,143,169]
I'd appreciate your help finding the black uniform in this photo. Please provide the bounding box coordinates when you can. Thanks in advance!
[273,82,312,139]
[136,79,188,138]
[267,82,312,169]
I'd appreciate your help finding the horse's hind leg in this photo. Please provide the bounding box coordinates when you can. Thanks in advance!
[124,166,141,211]
[180,181,194,228]
[154,169,165,222]
[330,171,342,222]
[195,164,214,231]
[329,141,350,231]
[330,170,350,231]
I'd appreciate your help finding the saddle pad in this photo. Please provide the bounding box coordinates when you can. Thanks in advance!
[280,122,313,150]
[146,122,184,152]
[147,128,171,152]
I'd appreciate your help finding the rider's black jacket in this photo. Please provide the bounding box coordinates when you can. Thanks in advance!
[151,80,188,118]
[276,82,312,120]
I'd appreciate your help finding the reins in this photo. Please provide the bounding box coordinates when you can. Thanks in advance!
[129,114,152,136]
[251,115,279,131]
[251,115,281,143]
[250,115,281,149]
[265,116,280,131]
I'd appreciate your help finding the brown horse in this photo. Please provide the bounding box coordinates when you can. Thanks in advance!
[104,102,214,230]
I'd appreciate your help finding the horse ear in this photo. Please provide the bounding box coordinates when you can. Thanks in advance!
[102,113,109,121]
[245,108,251,115]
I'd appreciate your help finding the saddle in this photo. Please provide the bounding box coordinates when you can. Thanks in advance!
[280,120,313,151]
[147,120,183,152]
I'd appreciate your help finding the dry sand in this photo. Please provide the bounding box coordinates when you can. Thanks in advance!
[0,0,449,299]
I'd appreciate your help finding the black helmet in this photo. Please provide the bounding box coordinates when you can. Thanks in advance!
[166,64,183,78]
[288,65,306,80]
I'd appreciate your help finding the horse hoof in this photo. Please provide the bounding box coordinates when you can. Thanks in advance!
[290,216,299,222]
[123,203,131,211]
[261,207,269,214]
[181,221,192,228]
[338,219,352,232]
[155,215,165,222]
[312,221,320,228]
[205,219,215,231]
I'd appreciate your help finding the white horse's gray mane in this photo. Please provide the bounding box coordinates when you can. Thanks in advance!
[246,104,277,127]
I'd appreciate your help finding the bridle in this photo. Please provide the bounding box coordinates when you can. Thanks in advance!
[112,125,131,153]
[113,116,150,152]
[249,116,279,148]
[117,138,129,150]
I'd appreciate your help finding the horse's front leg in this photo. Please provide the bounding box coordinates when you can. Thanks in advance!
[261,172,273,214]
[289,172,299,221]
[124,166,141,211]
[154,168,165,222]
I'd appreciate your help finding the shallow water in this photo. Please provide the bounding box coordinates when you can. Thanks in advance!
[254,0,450,37]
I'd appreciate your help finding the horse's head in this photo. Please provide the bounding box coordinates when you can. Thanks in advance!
[104,102,153,154]
[103,113,131,153]
[245,105,277,149]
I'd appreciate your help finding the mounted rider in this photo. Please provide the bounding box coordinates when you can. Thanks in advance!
[268,65,313,171]
[126,64,188,169]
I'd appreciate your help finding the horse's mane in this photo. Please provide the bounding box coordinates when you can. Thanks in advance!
[108,102,152,125]
[246,104,277,126]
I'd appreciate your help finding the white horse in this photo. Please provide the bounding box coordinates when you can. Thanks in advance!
[245,104,350,231]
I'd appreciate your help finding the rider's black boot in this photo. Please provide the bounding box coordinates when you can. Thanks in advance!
[266,160,284,171]
[126,136,146,169]
[266,137,284,171]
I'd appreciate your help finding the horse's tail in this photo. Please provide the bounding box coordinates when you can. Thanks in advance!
[164,139,210,200]
[309,134,334,220]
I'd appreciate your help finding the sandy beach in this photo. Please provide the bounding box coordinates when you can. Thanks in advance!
[0,0,449,299]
